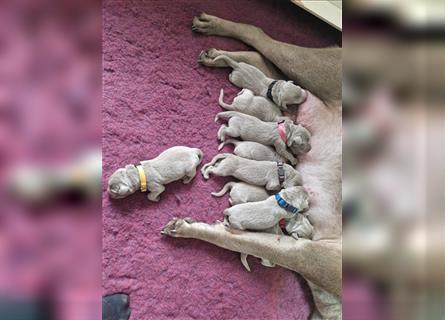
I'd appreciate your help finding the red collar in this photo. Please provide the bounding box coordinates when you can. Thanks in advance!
[277,121,287,144]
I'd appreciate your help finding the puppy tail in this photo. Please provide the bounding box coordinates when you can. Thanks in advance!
[211,181,235,197]
[218,88,233,110]
[218,139,239,151]
[240,253,251,272]
[214,55,238,69]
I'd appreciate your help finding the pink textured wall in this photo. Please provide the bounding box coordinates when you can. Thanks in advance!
[102,0,340,319]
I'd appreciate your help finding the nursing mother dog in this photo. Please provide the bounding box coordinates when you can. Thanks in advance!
[162,13,341,319]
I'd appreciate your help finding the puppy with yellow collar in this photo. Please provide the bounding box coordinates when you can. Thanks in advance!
[108,146,203,201]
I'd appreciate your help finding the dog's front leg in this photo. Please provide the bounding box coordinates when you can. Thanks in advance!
[162,218,341,297]
[274,144,297,165]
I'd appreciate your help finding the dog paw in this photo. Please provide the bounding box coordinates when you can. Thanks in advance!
[192,13,224,35]
[161,217,194,237]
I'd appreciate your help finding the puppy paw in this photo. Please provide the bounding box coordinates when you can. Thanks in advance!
[217,142,225,151]
[201,170,210,180]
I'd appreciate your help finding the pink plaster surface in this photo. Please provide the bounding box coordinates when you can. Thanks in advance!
[102,1,340,319]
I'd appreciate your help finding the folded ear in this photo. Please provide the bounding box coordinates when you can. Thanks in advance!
[274,82,288,110]
[284,122,294,146]
[109,184,120,193]
[124,165,139,185]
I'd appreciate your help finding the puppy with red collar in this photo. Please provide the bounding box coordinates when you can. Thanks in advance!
[215,111,311,165]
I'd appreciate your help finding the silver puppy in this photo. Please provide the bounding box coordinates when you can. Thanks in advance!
[214,55,307,110]
[211,181,269,205]
[223,186,309,230]
[218,139,287,163]
[216,111,311,165]
[219,88,286,122]
[201,153,302,190]
[212,181,313,270]
[108,146,203,201]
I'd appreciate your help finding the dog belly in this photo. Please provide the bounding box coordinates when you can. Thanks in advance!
[298,159,341,240]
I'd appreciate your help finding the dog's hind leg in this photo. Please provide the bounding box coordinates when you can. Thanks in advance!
[307,280,342,319]
[201,153,230,176]
[192,13,341,102]
[183,168,197,184]
[198,48,283,79]
[161,218,341,298]
[217,124,229,141]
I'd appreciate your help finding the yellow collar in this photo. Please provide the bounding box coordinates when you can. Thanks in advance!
[135,163,147,192]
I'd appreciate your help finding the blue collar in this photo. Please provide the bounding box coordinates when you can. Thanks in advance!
[275,193,300,214]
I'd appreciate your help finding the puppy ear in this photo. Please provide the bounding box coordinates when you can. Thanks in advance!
[124,165,139,185]
[109,184,120,193]
[284,121,294,147]
[274,82,287,110]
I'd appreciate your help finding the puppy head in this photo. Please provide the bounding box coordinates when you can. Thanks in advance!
[285,122,312,155]
[107,165,138,199]
[280,186,310,213]
[286,215,313,239]
[276,81,307,110]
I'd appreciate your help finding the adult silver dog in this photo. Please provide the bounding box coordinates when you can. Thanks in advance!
[163,13,341,319]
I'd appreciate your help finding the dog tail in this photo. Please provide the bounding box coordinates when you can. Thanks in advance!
[218,88,233,110]
[218,139,240,151]
[202,153,231,172]
[240,253,251,272]
[211,181,236,197]
[214,55,238,69]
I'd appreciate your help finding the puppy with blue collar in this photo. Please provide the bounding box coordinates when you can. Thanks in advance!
[223,186,309,231]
